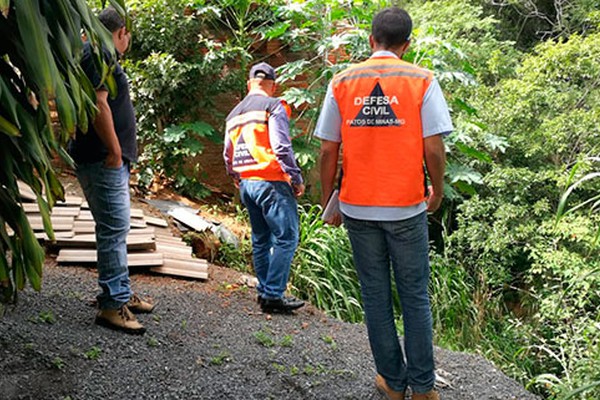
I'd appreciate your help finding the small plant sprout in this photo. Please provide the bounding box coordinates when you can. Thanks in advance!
[279,334,294,347]
[52,357,65,370]
[209,351,231,366]
[254,329,276,347]
[321,335,337,350]
[84,346,101,360]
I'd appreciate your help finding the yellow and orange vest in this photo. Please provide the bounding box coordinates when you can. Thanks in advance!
[225,95,292,182]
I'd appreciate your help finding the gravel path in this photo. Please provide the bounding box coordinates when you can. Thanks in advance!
[0,258,540,400]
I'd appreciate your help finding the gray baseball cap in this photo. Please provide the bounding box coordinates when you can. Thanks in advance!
[249,62,276,80]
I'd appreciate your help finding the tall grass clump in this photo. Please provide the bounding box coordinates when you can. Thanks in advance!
[289,205,364,323]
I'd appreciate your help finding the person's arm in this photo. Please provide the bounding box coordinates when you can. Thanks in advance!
[268,101,304,197]
[423,134,446,212]
[319,140,340,208]
[319,139,341,226]
[93,90,122,168]
[222,129,240,187]
[314,82,343,225]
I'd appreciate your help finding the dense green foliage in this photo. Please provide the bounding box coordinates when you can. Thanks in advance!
[0,0,124,308]
[2,0,599,398]
[199,1,600,399]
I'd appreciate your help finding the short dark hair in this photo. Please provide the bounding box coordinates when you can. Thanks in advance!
[371,7,412,48]
[98,6,125,33]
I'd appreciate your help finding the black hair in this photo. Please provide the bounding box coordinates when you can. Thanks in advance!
[371,7,412,48]
[98,6,125,33]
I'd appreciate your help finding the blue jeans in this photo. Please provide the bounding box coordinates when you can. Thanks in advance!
[76,161,132,310]
[343,212,435,394]
[239,180,299,299]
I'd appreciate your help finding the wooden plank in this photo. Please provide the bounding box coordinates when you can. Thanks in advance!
[17,181,37,201]
[26,215,74,231]
[128,227,156,236]
[27,215,74,225]
[72,221,150,233]
[156,251,202,262]
[144,216,169,228]
[130,220,147,229]
[54,235,156,251]
[76,210,94,221]
[154,231,181,240]
[29,223,73,232]
[168,208,212,232]
[21,203,42,213]
[22,204,81,217]
[155,235,187,246]
[156,243,192,256]
[150,258,208,279]
[35,231,75,240]
[57,249,163,267]
[73,221,95,234]
[54,196,83,207]
[81,201,89,209]
[130,208,145,219]
[155,241,188,250]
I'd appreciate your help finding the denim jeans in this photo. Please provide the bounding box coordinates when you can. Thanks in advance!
[239,180,299,299]
[343,212,434,394]
[76,161,132,310]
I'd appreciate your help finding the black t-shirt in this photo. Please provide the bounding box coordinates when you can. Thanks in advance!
[69,43,137,164]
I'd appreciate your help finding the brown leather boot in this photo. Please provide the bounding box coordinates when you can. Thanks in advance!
[95,305,146,335]
[127,293,155,314]
[375,374,405,400]
[412,389,440,400]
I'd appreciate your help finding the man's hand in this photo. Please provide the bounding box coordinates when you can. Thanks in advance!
[293,183,305,198]
[104,152,123,169]
[424,135,446,213]
[323,212,342,227]
[426,185,442,212]
[94,90,123,169]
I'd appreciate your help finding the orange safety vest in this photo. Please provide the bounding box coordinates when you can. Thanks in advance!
[225,95,291,182]
[332,56,433,206]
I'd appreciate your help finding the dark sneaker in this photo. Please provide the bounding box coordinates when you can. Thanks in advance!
[95,306,146,335]
[261,296,305,313]
[375,374,405,400]
[127,293,155,314]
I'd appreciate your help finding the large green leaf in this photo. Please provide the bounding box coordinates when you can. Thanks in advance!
[0,0,129,303]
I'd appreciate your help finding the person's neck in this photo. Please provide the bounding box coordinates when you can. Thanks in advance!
[248,88,270,97]
[372,46,403,59]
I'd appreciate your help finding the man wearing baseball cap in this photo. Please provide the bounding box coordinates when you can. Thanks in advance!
[223,62,305,314]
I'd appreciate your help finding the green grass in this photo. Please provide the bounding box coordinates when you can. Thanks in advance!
[321,335,337,350]
[290,205,364,323]
[84,346,101,360]
[30,310,56,324]
[254,329,276,347]
[279,334,294,347]
[209,351,231,366]
[51,357,65,370]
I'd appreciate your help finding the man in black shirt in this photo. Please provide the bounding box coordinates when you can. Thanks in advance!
[70,7,153,335]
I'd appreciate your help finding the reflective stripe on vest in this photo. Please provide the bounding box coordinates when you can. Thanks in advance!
[332,57,432,206]
[225,102,288,182]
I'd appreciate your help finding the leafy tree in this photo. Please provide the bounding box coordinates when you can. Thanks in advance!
[124,0,258,197]
[438,23,600,398]
[0,0,125,307]
[482,0,600,48]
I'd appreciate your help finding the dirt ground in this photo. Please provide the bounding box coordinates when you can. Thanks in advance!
[0,173,541,400]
